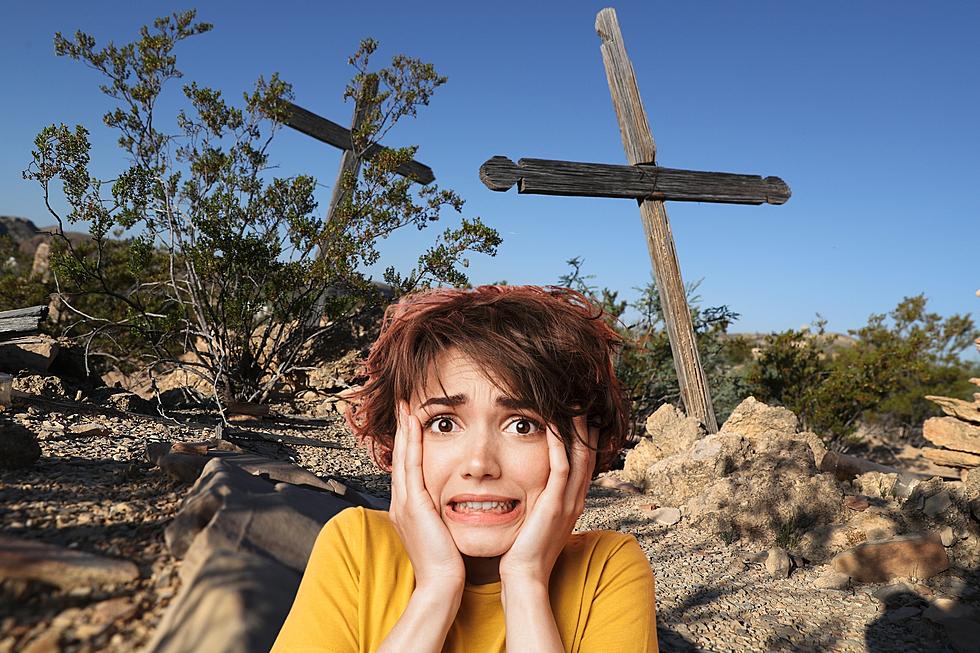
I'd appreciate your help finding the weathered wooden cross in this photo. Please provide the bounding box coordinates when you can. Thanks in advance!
[282,81,435,314]
[283,83,435,232]
[479,8,791,433]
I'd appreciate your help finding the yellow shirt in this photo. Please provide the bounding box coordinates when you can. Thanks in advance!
[272,507,658,653]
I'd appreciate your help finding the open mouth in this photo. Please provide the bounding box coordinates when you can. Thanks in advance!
[449,500,519,514]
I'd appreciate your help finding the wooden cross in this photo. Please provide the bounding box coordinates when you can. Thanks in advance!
[479,8,792,433]
[283,88,436,232]
[283,83,436,315]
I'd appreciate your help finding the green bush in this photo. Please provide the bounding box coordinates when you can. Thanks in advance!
[746,295,978,445]
[23,11,500,406]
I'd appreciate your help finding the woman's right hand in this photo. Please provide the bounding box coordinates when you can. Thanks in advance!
[389,400,466,594]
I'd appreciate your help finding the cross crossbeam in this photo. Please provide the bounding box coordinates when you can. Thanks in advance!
[480,156,790,205]
[284,101,435,185]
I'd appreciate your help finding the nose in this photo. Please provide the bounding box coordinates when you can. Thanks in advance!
[459,426,501,480]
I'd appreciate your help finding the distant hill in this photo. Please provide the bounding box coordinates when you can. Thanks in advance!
[0,215,92,255]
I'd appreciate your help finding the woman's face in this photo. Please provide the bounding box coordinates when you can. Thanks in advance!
[410,350,551,559]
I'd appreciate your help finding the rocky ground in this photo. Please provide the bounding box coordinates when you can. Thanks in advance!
[2,380,980,652]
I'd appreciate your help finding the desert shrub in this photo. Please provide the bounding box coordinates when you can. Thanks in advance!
[558,257,747,430]
[747,295,978,445]
[24,11,499,407]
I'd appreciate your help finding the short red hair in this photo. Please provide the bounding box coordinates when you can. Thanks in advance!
[344,285,631,475]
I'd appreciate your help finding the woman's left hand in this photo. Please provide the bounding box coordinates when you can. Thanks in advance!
[499,415,598,587]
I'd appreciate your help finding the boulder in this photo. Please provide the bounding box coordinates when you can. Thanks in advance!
[664,435,843,544]
[854,471,899,499]
[847,509,901,542]
[926,396,980,425]
[621,404,705,487]
[0,419,41,469]
[831,534,949,583]
[145,550,300,653]
[720,396,798,438]
[924,417,980,454]
[0,535,139,590]
[0,335,59,373]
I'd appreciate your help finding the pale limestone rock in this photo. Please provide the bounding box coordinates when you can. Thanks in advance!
[925,395,980,425]
[648,507,681,526]
[814,568,850,590]
[923,416,980,454]
[720,396,798,438]
[764,547,791,578]
[854,471,898,499]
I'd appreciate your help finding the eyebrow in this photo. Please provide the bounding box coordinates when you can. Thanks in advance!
[418,394,534,411]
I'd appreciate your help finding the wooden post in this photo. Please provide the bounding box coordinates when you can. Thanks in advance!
[323,75,380,232]
[596,8,719,432]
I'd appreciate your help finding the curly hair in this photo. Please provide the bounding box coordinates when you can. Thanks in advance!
[343,285,631,475]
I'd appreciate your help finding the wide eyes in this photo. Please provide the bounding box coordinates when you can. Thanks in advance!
[423,415,543,436]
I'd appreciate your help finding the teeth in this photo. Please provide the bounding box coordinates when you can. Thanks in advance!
[453,500,516,513]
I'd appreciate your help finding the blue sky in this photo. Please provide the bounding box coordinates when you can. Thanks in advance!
[2,1,978,347]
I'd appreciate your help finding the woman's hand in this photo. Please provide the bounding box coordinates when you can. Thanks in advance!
[498,415,598,587]
[388,400,466,594]
[378,402,463,652]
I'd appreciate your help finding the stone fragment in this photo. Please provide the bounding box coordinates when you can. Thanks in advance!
[764,547,791,578]
[720,396,798,438]
[923,598,980,653]
[814,568,850,590]
[12,374,67,399]
[0,535,139,590]
[926,395,980,424]
[941,526,956,547]
[855,471,898,499]
[923,489,953,518]
[831,534,949,583]
[107,391,155,415]
[922,447,980,469]
[0,419,40,469]
[648,507,681,526]
[887,606,922,620]
[924,417,980,454]
[67,422,108,438]
[73,597,136,640]
[844,495,870,511]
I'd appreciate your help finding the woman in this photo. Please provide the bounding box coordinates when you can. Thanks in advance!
[272,285,659,652]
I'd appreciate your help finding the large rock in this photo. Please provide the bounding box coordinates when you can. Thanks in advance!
[621,404,705,487]
[720,396,798,438]
[0,534,139,590]
[831,534,949,583]
[926,396,980,425]
[922,447,980,469]
[924,417,980,454]
[166,457,385,581]
[145,550,300,653]
[0,419,41,469]
[0,336,59,373]
[646,433,843,544]
[148,457,386,653]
